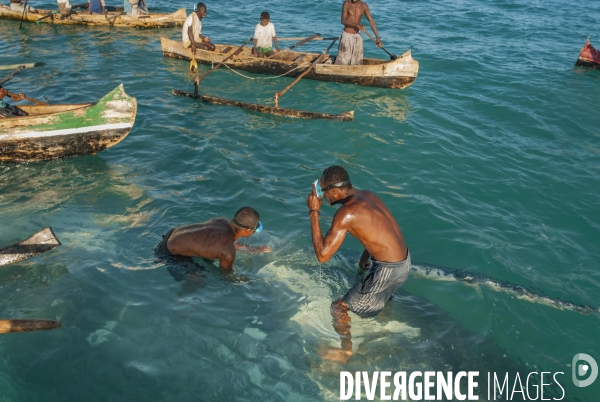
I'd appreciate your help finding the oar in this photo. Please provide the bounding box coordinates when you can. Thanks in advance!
[362,30,398,60]
[193,37,253,94]
[0,319,61,333]
[266,33,321,59]
[6,90,48,106]
[273,37,338,107]
[19,0,29,29]
[277,37,338,41]
[0,62,45,71]
[36,11,55,24]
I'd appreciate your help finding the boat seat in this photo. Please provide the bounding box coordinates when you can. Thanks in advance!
[294,54,306,63]
[221,47,232,54]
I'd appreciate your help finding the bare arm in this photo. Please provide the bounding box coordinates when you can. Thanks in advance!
[273,36,280,51]
[307,187,350,263]
[234,243,271,254]
[218,248,235,272]
[363,4,382,46]
[188,25,198,53]
[252,38,258,55]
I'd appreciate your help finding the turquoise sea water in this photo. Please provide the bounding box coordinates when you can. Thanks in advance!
[1,0,599,400]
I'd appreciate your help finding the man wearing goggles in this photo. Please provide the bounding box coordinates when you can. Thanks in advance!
[155,206,270,273]
[307,165,410,364]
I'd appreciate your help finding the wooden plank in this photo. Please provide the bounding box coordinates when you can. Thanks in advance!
[221,46,232,54]
[293,54,306,63]
[173,89,354,121]
[0,319,61,333]
[0,62,45,71]
[0,227,61,267]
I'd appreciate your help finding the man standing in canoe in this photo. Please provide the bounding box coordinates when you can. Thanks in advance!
[155,207,271,274]
[306,166,410,363]
[0,86,28,118]
[335,0,383,65]
[182,2,215,54]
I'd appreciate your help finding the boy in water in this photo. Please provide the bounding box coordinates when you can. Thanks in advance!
[252,11,280,58]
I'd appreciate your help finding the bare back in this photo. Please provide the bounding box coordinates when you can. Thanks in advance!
[167,218,236,267]
[334,190,407,262]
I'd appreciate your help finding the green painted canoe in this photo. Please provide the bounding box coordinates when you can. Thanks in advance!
[0,84,137,163]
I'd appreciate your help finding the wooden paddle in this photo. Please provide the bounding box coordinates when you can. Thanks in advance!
[193,37,253,94]
[273,37,339,107]
[266,33,321,59]
[0,62,45,71]
[277,37,338,41]
[362,29,398,60]
[0,319,61,333]
[36,11,55,24]
[6,90,48,105]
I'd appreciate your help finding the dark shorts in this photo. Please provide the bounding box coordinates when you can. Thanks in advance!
[155,229,204,282]
[342,251,411,317]
[155,229,176,258]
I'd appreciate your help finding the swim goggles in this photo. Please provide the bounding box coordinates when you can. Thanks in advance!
[234,219,263,233]
[314,180,351,198]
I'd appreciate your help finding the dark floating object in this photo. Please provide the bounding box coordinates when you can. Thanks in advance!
[0,319,61,333]
[0,227,61,266]
[575,36,600,69]
[173,89,354,121]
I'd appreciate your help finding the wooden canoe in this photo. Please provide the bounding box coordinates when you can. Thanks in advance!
[161,37,419,89]
[0,84,137,163]
[0,5,185,28]
[575,37,600,69]
[173,89,354,121]
[0,227,61,267]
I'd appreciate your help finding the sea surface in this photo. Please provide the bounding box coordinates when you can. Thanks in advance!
[1,0,599,400]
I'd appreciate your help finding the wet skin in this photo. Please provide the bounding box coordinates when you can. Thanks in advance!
[166,217,270,273]
[340,0,382,47]
[306,176,407,363]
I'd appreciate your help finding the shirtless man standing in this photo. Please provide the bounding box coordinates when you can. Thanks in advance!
[155,207,270,274]
[306,166,410,363]
[335,0,382,65]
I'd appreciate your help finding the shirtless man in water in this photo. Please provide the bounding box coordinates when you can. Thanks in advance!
[155,207,270,274]
[307,166,410,363]
[335,0,382,65]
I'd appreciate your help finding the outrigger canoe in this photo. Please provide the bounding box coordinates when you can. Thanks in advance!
[575,37,600,69]
[161,37,419,89]
[0,227,61,267]
[0,84,136,163]
[0,5,185,28]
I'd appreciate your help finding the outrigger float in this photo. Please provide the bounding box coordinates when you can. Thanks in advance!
[575,36,600,69]
[0,5,185,28]
[0,227,61,267]
[0,84,137,163]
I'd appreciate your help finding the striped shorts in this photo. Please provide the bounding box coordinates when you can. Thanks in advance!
[343,251,410,317]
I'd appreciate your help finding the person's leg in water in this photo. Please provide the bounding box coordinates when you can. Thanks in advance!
[319,299,354,364]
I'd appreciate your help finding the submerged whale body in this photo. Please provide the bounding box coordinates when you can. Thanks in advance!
[410,263,597,315]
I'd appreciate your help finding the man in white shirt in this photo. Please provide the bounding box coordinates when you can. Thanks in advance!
[182,2,215,54]
[252,11,280,58]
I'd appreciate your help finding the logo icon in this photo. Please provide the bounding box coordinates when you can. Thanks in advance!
[572,353,598,387]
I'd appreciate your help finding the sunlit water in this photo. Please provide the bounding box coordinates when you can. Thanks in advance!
[1,0,599,400]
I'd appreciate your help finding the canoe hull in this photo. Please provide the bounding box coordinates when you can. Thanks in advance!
[161,37,418,89]
[0,84,137,163]
[575,38,600,69]
[0,227,61,267]
[0,5,186,28]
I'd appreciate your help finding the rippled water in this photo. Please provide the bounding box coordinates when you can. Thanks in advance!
[1,0,599,400]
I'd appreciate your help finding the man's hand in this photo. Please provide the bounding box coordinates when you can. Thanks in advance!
[14,93,26,101]
[375,37,383,47]
[358,24,366,32]
[307,183,322,212]
[202,36,211,43]
[275,48,281,52]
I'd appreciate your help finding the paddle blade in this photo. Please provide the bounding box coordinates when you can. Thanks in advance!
[189,59,198,73]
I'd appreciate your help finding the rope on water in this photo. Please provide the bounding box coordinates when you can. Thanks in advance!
[210,61,312,80]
